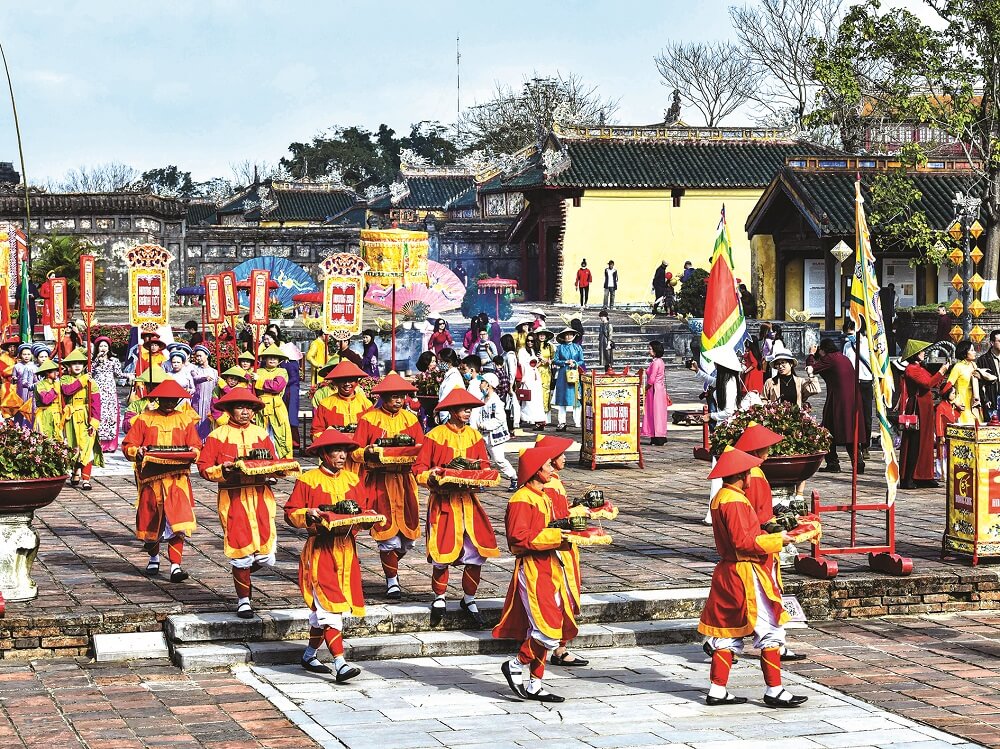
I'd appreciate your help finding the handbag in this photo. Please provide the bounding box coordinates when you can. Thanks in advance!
[565,368,579,385]
[516,387,532,401]
[803,375,821,396]
[898,380,918,431]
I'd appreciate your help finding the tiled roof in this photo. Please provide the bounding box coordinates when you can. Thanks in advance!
[748,166,979,236]
[186,202,217,225]
[445,183,478,210]
[264,186,360,222]
[485,137,842,192]
[369,174,477,211]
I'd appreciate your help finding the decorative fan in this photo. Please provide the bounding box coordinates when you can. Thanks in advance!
[365,260,465,313]
[629,313,656,328]
[232,257,318,311]
[401,300,431,321]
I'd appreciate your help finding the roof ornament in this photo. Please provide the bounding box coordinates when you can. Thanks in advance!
[665,90,682,125]
[399,148,431,169]
[541,147,570,177]
[388,179,409,204]
[365,184,388,202]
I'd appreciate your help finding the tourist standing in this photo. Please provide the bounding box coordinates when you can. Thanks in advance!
[807,339,863,474]
[518,331,546,431]
[190,345,219,441]
[641,340,671,445]
[651,261,668,313]
[762,343,808,408]
[91,336,124,453]
[899,340,951,489]
[575,260,592,309]
[553,328,585,431]
[977,330,1000,421]
[428,319,454,355]
[598,309,614,369]
[843,319,874,454]
[436,348,465,424]
[360,329,380,379]
[537,328,555,419]
[471,373,517,491]
[603,260,618,309]
[500,335,521,429]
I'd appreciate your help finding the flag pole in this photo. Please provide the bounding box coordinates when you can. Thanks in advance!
[850,178,862,544]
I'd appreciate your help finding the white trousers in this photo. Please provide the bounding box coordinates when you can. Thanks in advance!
[517,567,561,650]
[432,535,486,569]
[377,535,415,554]
[707,572,786,654]
[486,441,516,480]
[556,405,581,427]
[230,551,276,569]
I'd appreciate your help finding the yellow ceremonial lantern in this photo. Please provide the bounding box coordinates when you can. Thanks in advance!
[951,273,964,291]
[969,273,986,293]
[970,220,985,239]
[948,247,965,266]
[950,325,964,343]
[971,326,987,344]
[970,299,987,318]
[971,246,984,265]
[949,298,965,317]
[949,221,965,241]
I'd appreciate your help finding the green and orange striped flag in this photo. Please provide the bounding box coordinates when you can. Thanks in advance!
[849,178,899,504]
[700,206,747,371]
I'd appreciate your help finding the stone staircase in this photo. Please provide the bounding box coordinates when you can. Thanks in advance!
[164,587,709,670]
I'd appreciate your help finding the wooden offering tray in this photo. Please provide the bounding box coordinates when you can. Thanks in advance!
[233,457,301,477]
[563,527,613,546]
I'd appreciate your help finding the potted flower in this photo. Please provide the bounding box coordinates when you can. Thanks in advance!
[0,421,76,602]
[710,401,832,487]
[413,367,444,415]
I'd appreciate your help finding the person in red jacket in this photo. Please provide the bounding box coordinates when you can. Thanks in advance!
[899,339,951,489]
[574,260,592,309]
[698,447,806,708]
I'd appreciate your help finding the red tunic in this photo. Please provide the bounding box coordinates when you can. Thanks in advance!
[413,423,500,564]
[197,423,278,559]
[698,485,787,638]
[492,484,579,643]
[899,363,944,482]
[284,466,367,616]
[351,407,424,542]
[122,409,202,541]
[542,473,580,612]
[744,467,773,527]
[311,391,372,475]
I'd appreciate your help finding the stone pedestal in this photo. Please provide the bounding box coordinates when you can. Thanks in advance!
[0,512,40,601]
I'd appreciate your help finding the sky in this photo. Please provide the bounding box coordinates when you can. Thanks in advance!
[0,0,938,185]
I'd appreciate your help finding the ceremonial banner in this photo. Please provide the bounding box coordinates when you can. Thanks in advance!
[79,255,97,313]
[580,371,644,469]
[944,424,1000,560]
[124,244,173,326]
[248,269,270,325]
[50,277,68,328]
[700,206,747,372]
[849,179,899,505]
[205,274,223,324]
[220,271,238,316]
[318,252,369,339]
[360,229,429,286]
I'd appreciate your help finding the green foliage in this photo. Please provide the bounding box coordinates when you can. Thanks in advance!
[0,420,76,479]
[88,324,131,359]
[33,233,101,307]
[269,300,285,319]
[141,165,196,198]
[675,268,709,317]
[710,401,832,457]
[460,275,513,320]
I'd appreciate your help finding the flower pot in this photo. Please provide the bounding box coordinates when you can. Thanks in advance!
[760,453,825,487]
[687,318,704,334]
[0,475,68,602]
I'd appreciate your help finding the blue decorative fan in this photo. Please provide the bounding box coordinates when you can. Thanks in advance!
[232,257,317,311]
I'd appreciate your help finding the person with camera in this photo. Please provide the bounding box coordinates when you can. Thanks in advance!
[899,340,951,490]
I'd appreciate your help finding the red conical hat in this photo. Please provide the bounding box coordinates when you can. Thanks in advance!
[146,378,193,400]
[534,435,573,455]
[517,445,558,487]
[309,429,359,453]
[433,388,484,412]
[707,446,762,480]
[213,386,264,411]
[325,360,368,381]
[734,421,783,453]
[372,371,416,395]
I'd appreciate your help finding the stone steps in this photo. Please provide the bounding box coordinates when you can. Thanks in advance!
[165,587,709,670]
[172,619,702,670]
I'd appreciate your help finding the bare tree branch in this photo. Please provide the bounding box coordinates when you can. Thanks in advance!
[654,41,761,126]
[48,162,140,192]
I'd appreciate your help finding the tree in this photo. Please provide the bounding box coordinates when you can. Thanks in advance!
[676,268,710,317]
[48,162,140,192]
[729,0,843,130]
[141,165,196,198]
[229,160,289,187]
[400,121,460,167]
[460,73,619,153]
[654,42,762,127]
[32,234,101,307]
[808,0,1000,286]
[281,126,390,185]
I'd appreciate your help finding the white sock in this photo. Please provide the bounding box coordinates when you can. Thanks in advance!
[333,655,347,670]
[708,683,728,698]
[507,657,524,679]
[170,563,181,574]
[462,593,476,608]
[525,676,543,694]
[764,685,784,698]
[237,596,250,607]
[149,554,160,564]
[386,576,399,589]
[303,646,318,660]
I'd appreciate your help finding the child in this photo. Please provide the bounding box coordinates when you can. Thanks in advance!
[935,383,960,480]
[471,373,517,491]
[60,348,103,489]
[32,359,62,438]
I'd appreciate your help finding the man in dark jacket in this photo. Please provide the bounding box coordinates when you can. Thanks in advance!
[807,339,864,473]
[977,330,1000,421]
[651,261,668,313]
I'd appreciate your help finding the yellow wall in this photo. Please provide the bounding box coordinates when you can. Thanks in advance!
[785,257,804,313]
[559,189,763,305]
[752,234,776,318]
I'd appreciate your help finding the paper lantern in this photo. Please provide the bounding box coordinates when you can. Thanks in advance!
[970,220,984,239]
[949,221,964,241]
[949,298,964,317]
[970,299,986,318]
[948,247,965,266]
[971,246,984,265]
[951,274,964,292]
[969,273,986,293]
[971,325,987,344]
[950,325,964,343]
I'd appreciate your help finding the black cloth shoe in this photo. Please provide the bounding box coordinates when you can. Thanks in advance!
[335,663,361,683]
[501,660,526,699]
[430,600,446,627]
[819,464,841,473]
[236,602,254,619]
[301,656,331,674]
[145,559,160,576]
[523,688,565,703]
[763,690,808,708]
[170,568,189,583]
[780,649,806,662]
[550,651,588,667]
[706,692,748,706]
[385,583,402,601]
[459,599,486,630]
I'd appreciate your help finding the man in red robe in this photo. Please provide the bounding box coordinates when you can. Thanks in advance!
[493,444,576,703]
[351,372,424,599]
[413,388,499,629]
[698,447,806,708]
[284,430,367,681]
[122,378,202,582]
[197,387,280,619]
